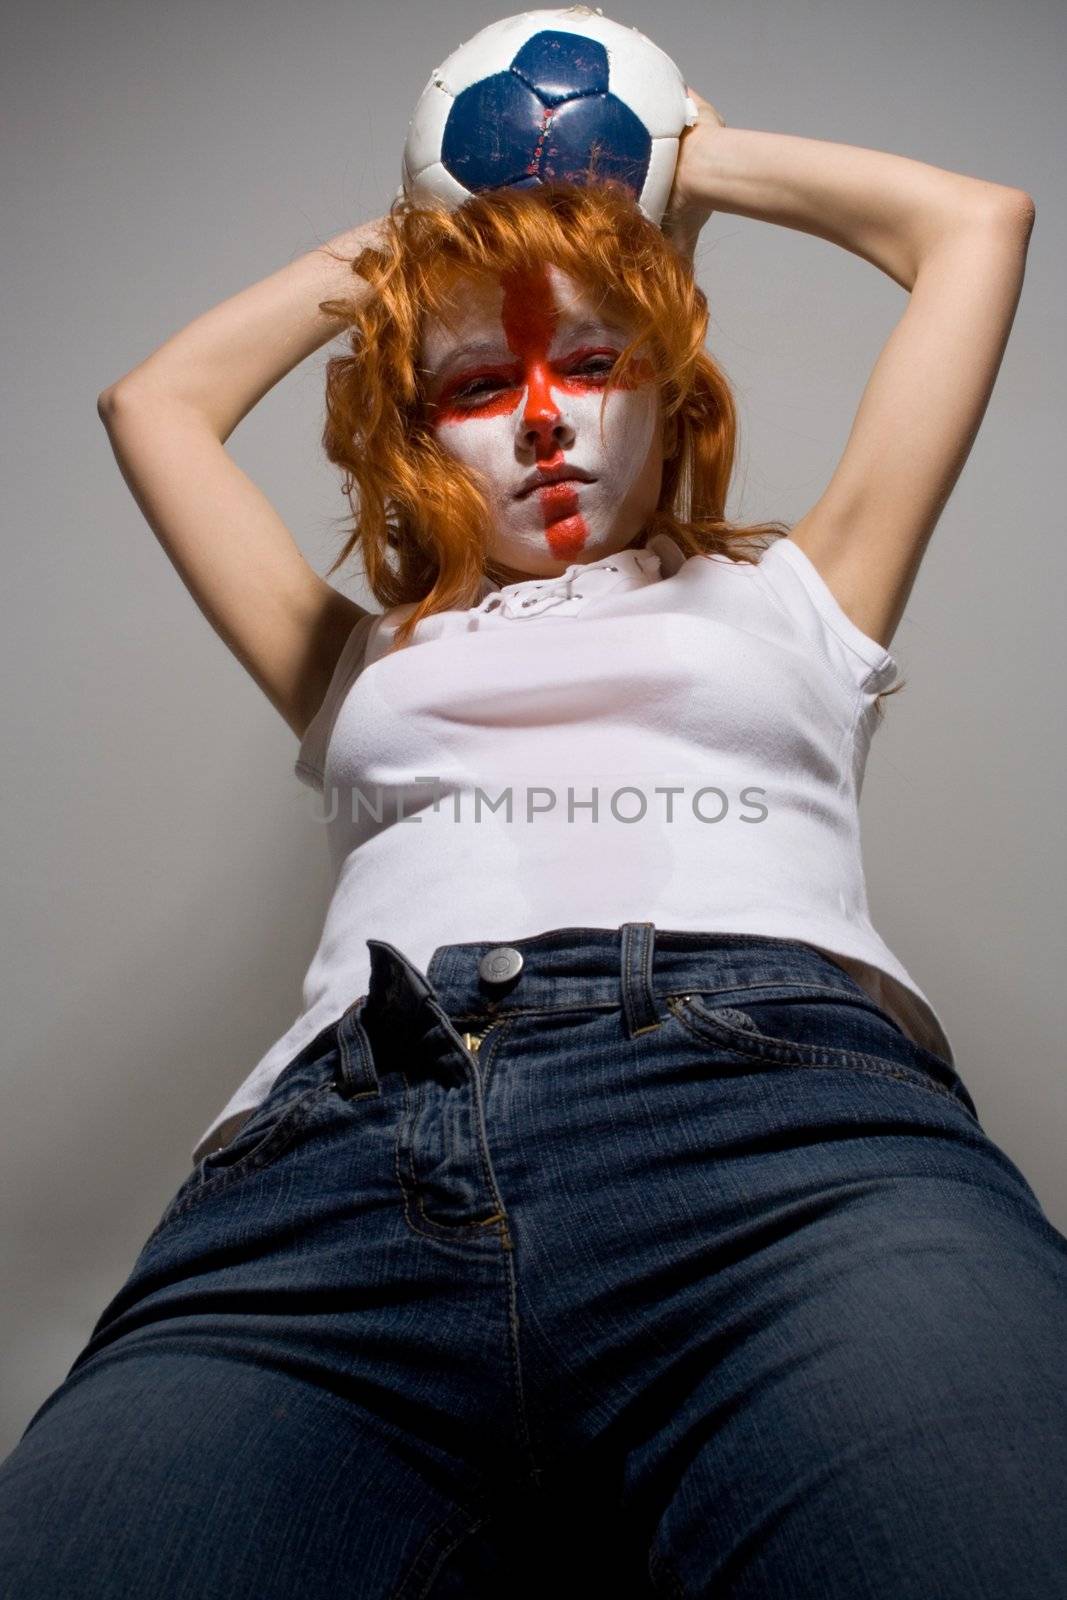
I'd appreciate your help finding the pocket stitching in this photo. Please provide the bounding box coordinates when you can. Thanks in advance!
[667,994,967,1113]
[156,1079,336,1230]
[669,979,907,1025]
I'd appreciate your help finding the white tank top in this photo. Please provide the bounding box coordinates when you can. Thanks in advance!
[191,529,955,1164]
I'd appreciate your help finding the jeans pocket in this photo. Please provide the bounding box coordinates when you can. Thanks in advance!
[152,1062,339,1235]
[666,985,975,1117]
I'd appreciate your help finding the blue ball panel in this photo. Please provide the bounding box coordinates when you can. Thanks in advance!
[442,73,548,190]
[539,94,651,196]
[509,30,610,106]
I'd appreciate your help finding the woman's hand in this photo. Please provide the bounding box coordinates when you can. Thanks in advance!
[661,86,728,264]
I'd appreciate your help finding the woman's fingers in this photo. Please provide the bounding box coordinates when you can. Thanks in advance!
[684,85,728,130]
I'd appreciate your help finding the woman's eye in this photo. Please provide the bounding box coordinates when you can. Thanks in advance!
[455,376,508,402]
[452,353,617,404]
[568,355,617,381]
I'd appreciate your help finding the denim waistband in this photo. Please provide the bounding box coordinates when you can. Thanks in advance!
[338,924,874,1050]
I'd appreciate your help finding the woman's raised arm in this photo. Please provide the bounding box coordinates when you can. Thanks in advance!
[666,103,1034,653]
[96,218,387,741]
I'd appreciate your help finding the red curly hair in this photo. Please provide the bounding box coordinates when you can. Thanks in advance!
[315,179,902,711]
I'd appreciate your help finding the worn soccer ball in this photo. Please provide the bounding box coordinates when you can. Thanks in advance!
[398,6,698,227]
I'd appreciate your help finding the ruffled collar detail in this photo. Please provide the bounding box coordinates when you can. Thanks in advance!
[470,531,686,620]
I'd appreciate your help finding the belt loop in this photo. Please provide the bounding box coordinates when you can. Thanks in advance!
[620,922,661,1038]
[334,993,380,1100]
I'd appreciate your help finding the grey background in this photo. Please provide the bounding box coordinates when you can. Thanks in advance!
[2,0,1063,1456]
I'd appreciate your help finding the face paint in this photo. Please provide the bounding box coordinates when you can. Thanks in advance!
[420,264,664,576]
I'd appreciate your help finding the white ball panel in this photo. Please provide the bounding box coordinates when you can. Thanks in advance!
[606,35,688,140]
[638,135,680,228]
[406,160,472,210]
[511,9,644,49]
[432,14,547,96]
[402,81,454,184]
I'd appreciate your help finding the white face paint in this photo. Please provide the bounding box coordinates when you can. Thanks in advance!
[419,262,665,579]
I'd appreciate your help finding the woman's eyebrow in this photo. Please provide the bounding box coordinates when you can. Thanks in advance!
[430,318,630,381]
[433,340,511,377]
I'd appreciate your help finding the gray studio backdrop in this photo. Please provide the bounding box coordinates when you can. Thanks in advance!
[3,0,1064,1456]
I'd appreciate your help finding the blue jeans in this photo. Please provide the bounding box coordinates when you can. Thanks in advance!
[2,926,1066,1598]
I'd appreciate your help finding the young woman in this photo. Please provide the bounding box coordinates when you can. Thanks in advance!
[3,91,1064,1598]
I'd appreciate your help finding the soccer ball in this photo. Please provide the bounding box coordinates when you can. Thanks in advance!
[398,6,698,228]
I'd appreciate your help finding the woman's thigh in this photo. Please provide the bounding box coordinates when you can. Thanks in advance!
[640,1174,1067,1599]
[0,1349,489,1598]
[483,982,1067,1598]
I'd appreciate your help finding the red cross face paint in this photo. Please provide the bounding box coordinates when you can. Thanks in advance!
[420,264,665,575]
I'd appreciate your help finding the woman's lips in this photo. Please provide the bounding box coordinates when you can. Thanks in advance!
[517,473,595,499]
[531,479,585,501]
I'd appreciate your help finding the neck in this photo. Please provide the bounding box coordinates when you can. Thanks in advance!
[484,532,651,589]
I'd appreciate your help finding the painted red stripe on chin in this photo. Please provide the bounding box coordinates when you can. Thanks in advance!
[541,501,589,561]
[531,483,588,563]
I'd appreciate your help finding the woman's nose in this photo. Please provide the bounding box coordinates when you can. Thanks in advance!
[516,380,575,452]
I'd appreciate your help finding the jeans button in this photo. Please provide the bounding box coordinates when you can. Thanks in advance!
[478,947,524,985]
